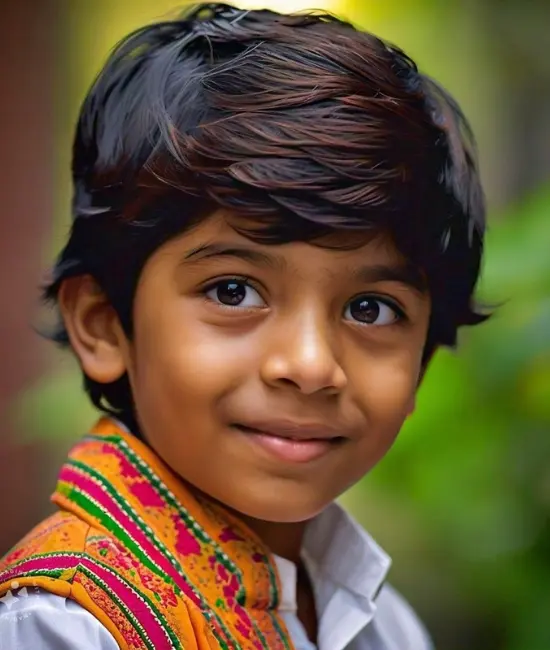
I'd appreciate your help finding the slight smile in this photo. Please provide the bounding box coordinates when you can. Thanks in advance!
[232,420,348,463]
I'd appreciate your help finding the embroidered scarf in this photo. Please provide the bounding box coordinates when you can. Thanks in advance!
[0,418,295,650]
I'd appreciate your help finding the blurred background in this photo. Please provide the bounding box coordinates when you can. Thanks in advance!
[1,1,549,648]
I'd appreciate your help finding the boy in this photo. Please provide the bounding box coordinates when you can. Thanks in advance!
[0,3,487,649]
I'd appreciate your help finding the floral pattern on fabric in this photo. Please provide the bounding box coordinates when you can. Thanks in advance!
[0,418,294,650]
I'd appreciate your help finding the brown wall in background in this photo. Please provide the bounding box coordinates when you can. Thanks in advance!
[0,1,57,553]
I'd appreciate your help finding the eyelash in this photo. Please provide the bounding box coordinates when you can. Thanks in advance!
[349,293,408,322]
[201,276,265,306]
[201,277,408,323]
[203,275,253,290]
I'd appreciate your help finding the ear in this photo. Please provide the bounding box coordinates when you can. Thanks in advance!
[58,275,128,383]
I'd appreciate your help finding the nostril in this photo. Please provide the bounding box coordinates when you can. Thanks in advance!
[277,377,300,388]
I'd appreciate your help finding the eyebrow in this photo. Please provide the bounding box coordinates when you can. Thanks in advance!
[183,242,427,294]
[183,242,285,270]
[355,263,428,295]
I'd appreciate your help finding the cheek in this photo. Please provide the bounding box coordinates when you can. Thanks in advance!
[131,302,258,416]
[351,350,421,431]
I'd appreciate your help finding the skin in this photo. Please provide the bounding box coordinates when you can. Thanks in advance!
[59,210,431,638]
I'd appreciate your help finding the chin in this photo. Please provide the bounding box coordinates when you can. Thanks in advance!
[230,494,327,524]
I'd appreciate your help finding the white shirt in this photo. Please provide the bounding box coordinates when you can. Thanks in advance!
[0,503,432,650]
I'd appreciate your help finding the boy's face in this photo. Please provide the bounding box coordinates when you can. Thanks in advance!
[70,212,431,523]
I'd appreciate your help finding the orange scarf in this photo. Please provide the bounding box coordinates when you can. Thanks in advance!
[0,418,295,650]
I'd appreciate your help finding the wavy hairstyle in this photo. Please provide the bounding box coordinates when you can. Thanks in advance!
[44,2,488,419]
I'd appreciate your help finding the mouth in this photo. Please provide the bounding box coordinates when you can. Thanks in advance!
[232,423,347,464]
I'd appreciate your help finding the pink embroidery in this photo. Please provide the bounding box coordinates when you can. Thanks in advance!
[171,514,201,556]
[219,527,244,543]
[130,481,165,508]
[217,564,229,582]
[101,444,141,479]
[236,620,251,638]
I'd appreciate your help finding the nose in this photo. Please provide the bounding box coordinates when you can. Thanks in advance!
[260,310,347,396]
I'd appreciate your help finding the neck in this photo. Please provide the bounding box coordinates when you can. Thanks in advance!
[236,513,309,564]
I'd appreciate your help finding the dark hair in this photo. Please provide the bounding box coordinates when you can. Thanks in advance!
[44,2,488,420]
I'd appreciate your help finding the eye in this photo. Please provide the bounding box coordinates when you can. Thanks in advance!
[205,279,265,308]
[344,296,402,326]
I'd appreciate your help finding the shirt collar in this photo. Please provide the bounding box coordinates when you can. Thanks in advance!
[303,501,391,605]
[272,501,391,616]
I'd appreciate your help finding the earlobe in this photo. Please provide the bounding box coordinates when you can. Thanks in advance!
[58,276,128,383]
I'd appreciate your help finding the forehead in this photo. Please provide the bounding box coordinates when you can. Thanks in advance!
[180,211,407,270]
[158,211,430,297]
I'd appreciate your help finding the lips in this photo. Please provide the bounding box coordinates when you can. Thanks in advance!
[233,421,346,464]
[235,420,344,442]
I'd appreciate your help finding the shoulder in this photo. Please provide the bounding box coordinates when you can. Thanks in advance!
[0,511,91,570]
[0,509,128,577]
[0,588,119,650]
[0,511,127,596]
[374,583,433,650]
